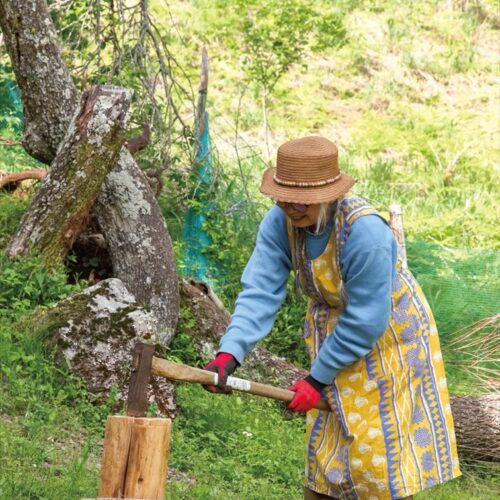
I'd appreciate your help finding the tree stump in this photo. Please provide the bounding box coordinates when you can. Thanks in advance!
[99,416,171,499]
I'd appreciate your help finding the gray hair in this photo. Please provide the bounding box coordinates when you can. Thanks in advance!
[315,201,336,234]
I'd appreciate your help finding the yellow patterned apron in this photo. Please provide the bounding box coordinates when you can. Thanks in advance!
[287,196,460,499]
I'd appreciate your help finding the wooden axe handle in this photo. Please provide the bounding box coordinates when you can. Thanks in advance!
[151,357,331,412]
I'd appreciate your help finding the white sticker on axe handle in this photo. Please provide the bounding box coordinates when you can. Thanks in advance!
[227,376,251,392]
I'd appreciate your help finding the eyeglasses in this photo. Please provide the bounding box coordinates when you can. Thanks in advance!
[276,201,309,213]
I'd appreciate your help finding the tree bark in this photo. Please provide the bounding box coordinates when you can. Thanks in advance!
[28,278,177,417]
[0,0,78,163]
[0,0,179,338]
[94,150,179,344]
[7,85,131,265]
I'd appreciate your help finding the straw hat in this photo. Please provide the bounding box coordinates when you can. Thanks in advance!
[260,136,355,204]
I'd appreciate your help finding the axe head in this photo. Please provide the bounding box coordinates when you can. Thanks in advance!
[127,342,155,417]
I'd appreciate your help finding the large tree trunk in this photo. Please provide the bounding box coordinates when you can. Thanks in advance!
[94,150,179,344]
[0,0,77,163]
[7,85,131,265]
[0,0,179,339]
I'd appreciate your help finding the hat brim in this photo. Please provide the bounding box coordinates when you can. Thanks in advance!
[260,167,356,204]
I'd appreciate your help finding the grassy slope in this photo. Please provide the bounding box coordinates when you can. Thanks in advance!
[162,0,499,249]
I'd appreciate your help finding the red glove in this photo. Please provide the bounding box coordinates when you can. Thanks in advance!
[288,376,326,413]
[203,352,238,394]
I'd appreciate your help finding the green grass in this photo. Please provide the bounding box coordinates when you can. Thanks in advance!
[0,317,104,499]
[166,384,305,499]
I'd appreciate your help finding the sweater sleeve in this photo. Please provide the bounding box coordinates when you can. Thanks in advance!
[310,215,397,384]
[218,206,292,364]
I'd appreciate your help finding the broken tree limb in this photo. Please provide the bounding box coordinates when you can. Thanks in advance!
[0,0,179,337]
[7,85,131,266]
[126,124,151,155]
[0,168,47,190]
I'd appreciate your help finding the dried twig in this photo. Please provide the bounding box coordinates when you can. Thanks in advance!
[0,136,22,146]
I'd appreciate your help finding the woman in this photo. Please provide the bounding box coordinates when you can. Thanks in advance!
[204,136,460,499]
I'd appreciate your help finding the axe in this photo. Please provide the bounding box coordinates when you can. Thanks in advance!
[127,342,330,416]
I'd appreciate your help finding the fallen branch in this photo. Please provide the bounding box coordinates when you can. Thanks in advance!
[0,168,47,189]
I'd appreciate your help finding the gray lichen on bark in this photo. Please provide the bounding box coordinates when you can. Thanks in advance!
[36,278,177,416]
[96,150,179,343]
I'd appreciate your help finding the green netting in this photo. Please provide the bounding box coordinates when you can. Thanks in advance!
[406,240,500,341]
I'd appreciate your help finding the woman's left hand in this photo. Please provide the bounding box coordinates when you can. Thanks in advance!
[288,376,326,413]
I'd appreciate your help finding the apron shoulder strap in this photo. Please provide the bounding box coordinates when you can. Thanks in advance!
[335,195,388,264]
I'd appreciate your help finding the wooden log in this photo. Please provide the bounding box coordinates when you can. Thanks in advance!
[99,416,171,499]
[124,418,171,498]
[451,393,500,462]
[99,416,133,498]
[7,85,131,266]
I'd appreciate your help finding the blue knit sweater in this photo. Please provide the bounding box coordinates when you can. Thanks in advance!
[219,205,398,384]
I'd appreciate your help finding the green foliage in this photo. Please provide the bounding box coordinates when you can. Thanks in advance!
[0,193,29,247]
[0,253,83,320]
[236,0,315,91]
[262,280,309,367]
[407,240,500,339]
[0,194,84,320]
[0,65,42,174]
[0,316,109,498]
[167,306,207,367]
[0,64,22,133]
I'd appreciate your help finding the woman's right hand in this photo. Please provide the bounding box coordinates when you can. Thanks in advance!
[203,352,238,394]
